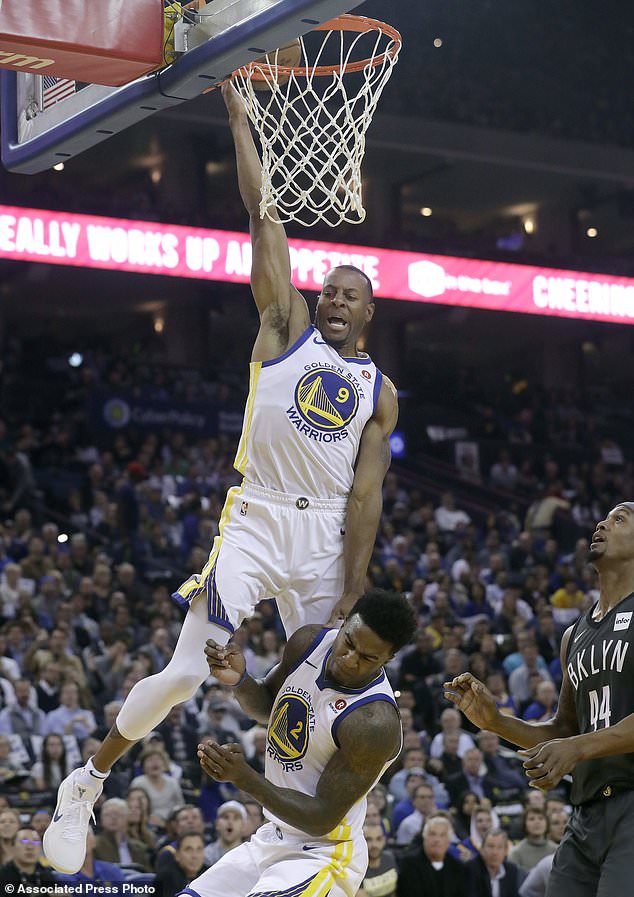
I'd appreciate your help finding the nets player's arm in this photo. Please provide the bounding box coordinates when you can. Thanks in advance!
[444,626,580,749]
[222,84,310,360]
[520,692,634,792]
[202,700,401,836]
[329,378,399,624]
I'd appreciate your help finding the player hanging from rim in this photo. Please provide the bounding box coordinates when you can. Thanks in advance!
[181,589,416,897]
[44,80,398,874]
[443,502,634,897]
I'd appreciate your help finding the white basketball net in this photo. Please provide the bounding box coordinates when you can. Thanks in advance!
[230,18,401,227]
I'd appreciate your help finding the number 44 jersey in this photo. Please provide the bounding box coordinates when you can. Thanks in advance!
[566,591,634,804]
[235,325,383,499]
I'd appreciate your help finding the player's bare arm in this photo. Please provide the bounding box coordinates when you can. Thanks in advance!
[328,378,398,625]
[521,642,634,790]
[198,700,401,836]
[204,624,323,724]
[444,625,580,751]
[222,83,309,361]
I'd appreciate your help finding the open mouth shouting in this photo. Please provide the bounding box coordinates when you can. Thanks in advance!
[323,315,349,337]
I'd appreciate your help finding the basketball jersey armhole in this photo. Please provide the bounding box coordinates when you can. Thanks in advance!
[565,615,585,665]
[261,325,314,368]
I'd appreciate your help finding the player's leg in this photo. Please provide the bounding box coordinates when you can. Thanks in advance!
[546,806,601,897]
[595,793,634,897]
[43,594,231,873]
[245,829,366,897]
[183,821,365,897]
[44,489,277,873]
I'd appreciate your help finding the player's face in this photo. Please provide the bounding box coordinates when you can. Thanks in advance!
[315,268,375,351]
[589,503,634,566]
[327,614,393,688]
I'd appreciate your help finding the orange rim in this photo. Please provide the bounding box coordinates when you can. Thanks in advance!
[230,14,402,83]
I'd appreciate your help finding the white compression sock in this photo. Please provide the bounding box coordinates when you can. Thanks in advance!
[115,596,231,742]
[85,757,108,779]
[73,756,109,795]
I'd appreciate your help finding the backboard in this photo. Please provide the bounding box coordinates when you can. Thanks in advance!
[1,0,362,174]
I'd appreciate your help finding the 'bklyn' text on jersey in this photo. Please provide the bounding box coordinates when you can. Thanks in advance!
[568,639,629,689]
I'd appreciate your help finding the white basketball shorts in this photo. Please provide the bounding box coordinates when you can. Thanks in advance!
[177,822,367,897]
[173,481,347,637]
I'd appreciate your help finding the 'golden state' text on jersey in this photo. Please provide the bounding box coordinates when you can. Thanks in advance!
[265,627,400,843]
[235,325,383,498]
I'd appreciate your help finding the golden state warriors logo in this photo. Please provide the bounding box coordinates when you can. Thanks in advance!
[268,694,311,765]
[103,397,131,428]
[294,368,359,431]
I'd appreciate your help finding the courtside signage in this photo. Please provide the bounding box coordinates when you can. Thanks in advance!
[1,204,634,325]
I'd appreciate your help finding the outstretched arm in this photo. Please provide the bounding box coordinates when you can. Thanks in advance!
[328,377,399,625]
[444,627,594,791]
[444,627,580,750]
[222,83,309,359]
[198,700,401,836]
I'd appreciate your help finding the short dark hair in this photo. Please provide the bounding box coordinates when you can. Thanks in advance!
[176,830,204,849]
[333,265,374,302]
[174,804,201,823]
[349,589,416,652]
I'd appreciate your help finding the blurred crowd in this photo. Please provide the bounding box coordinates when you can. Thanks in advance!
[0,338,622,897]
[371,0,634,150]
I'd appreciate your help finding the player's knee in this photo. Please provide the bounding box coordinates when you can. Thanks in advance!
[157,670,205,705]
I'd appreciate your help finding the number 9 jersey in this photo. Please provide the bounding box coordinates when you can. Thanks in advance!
[235,325,383,499]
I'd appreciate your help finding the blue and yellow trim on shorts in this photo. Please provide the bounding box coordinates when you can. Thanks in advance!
[171,483,244,633]
[247,827,354,897]
[176,829,354,897]
[247,841,352,896]
[172,357,262,627]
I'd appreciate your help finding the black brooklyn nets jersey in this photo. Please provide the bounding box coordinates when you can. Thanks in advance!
[566,591,634,804]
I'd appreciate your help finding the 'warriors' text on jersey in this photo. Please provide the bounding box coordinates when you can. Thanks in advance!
[234,326,383,498]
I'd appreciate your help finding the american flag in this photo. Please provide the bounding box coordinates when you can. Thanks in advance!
[42,76,76,109]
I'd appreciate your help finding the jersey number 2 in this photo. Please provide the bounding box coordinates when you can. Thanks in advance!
[588,685,611,731]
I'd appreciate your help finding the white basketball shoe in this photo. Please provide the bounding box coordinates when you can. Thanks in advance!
[43,768,102,873]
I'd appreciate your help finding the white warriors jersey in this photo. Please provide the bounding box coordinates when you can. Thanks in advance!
[265,627,400,842]
[234,325,383,498]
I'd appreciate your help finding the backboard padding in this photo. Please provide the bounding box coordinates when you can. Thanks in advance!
[2,0,363,173]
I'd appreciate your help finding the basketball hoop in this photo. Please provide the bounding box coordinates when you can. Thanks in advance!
[229,15,402,227]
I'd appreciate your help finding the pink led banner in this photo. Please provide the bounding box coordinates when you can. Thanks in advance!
[1,204,634,324]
